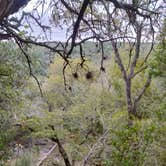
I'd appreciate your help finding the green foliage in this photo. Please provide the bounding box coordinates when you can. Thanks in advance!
[0,42,25,164]
[28,46,50,76]
[14,152,32,166]
[0,41,42,163]
[24,55,162,165]
[0,110,11,163]
[150,19,166,89]
[0,42,165,165]
[0,42,27,111]
[107,120,155,166]
[150,42,166,78]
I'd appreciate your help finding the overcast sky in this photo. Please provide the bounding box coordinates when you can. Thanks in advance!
[24,0,36,11]
[18,0,164,42]
[21,0,67,41]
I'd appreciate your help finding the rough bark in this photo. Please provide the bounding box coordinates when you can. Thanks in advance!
[125,78,133,114]
[51,136,71,166]
[132,76,151,114]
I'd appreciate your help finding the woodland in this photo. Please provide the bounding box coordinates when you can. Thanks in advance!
[0,0,166,166]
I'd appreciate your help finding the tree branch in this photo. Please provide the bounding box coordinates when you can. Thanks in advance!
[133,75,152,113]
[48,124,71,166]
[67,0,90,56]
[82,129,109,166]
[129,26,142,79]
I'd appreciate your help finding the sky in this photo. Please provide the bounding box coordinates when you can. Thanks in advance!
[21,0,67,41]
[18,0,165,42]
[24,0,36,11]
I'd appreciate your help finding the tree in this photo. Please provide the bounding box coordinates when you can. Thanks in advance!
[0,1,165,165]
[0,41,29,163]
[151,18,166,88]
[54,0,164,118]
[48,0,164,117]
[0,1,164,115]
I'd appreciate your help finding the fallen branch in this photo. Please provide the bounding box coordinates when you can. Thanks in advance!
[37,144,57,166]
[82,129,109,166]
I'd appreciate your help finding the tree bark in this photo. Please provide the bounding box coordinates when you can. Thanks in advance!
[132,76,151,114]
[125,78,133,115]
[51,136,71,166]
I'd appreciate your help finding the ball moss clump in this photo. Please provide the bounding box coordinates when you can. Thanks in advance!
[85,71,93,80]
[72,72,79,79]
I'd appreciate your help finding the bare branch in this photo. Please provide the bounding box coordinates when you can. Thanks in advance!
[111,39,127,81]
[133,75,152,113]
[37,144,57,166]
[131,65,148,79]
[0,33,11,40]
[82,129,109,166]
[15,39,43,97]
[67,0,90,56]
[129,26,142,79]
[105,0,159,18]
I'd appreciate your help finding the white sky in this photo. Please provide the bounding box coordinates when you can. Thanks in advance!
[24,0,39,12]
[21,0,67,41]
[20,0,165,42]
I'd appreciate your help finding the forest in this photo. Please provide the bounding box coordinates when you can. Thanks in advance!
[0,0,166,166]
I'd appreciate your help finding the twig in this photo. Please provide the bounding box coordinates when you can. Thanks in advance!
[15,39,43,97]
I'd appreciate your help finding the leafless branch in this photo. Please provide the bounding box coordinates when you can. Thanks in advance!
[111,39,127,81]
[15,39,43,97]
[129,26,142,79]
[67,0,90,56]
[82,129,109,166]
[131,65,148,79]
[133,75,152,114]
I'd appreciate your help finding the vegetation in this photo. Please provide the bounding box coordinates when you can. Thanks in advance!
[0,43,165,165]
[0,0,165,166]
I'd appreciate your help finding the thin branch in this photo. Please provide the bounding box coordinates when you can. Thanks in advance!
[82,129,109,166]
[79,44,86,67]
[67,0,90,56]
[105,0,158,18]
[129,26,142,79]
[15,39,43,97]
[100,41,105,72]
[0,33,12,40]
[133,75,152,113]
[37,144,57,166]
[111,39,127,81]
[131,65,148,79]
[141,18,155,66]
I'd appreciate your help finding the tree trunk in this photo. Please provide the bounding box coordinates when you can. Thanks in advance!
[125,78,133,114]
[51,136,71,166]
